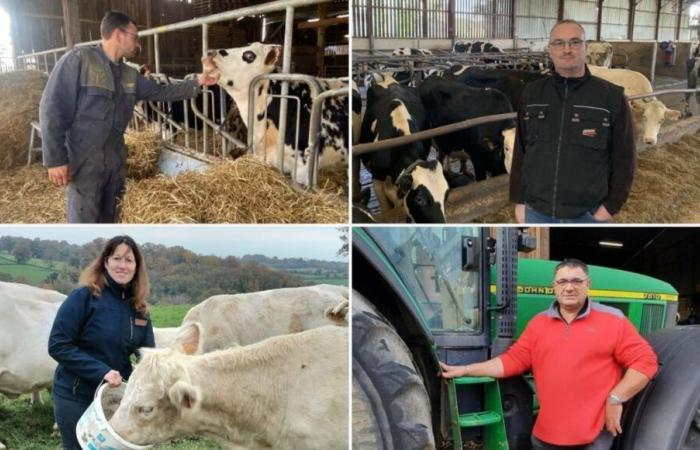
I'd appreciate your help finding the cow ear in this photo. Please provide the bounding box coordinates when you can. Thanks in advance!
[168,380,201,413]
[174,322,203,355]
[265,46,281,65]
[665,109,682,120]
[397,173,413,198]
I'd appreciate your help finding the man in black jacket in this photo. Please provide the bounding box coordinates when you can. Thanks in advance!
[510,20,636,223]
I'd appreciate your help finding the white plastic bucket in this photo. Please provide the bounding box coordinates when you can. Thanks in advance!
[76,382,153,450]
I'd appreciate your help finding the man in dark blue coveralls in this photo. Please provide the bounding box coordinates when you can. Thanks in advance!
[39,11,220,223]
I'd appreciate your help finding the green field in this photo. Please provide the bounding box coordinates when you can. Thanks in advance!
[295,273,348,286]
[0,303,222,449]
[0,252,68,285]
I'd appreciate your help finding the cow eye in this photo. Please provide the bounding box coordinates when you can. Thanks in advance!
[136,405,155,416]
[242,51,257,63]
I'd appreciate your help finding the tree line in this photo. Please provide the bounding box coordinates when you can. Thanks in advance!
[0,236,347,305]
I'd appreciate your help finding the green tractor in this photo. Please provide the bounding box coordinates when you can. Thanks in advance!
[352,227,700,450]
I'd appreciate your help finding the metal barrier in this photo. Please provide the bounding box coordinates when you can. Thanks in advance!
[353,87,700,155]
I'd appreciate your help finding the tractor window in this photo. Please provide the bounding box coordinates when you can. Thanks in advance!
[369,227,482,333]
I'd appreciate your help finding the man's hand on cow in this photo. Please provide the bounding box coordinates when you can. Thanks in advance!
[197,71,220,86]
[593,204,612,222]
[605,402,623,436]
[515,203,525,223]
[104,369,123,388]
[47,165,70,187]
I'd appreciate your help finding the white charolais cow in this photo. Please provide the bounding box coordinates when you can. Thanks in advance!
[588,65,682,145]
[586,42,614,68]
[502,127,516,173]
[201,42,348,186]
[172,284,348,354]
[0,282,65,400]
[109,325,349,450]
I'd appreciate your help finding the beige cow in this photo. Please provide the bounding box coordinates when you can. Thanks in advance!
[586,42,614,68]
[588,65,682,145]
[172,284,348,355]
[109,325,349,450]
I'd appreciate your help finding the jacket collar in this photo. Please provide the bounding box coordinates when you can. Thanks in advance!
[546,297,591,322]
[552,64,591,89]
[96,43,120,69]
[105,272,132,300]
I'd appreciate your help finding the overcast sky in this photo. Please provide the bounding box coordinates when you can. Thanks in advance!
[0,225,347,261]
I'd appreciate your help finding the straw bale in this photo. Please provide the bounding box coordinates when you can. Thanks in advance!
[125,131,162,179]
[0,165,64,223]
[120,156,347,223]
[0,70,48,169]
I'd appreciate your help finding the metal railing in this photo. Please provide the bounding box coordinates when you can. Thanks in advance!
[353,87,700,155]
[14,0,344,189]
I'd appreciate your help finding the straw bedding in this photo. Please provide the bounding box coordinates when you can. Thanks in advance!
[0,70,48,169]
[125,131,161,179]
[474,132,700,224]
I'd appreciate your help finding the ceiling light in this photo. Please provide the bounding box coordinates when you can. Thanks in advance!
[599,240,623,248]
[337,14,349,18]
[308,18,320,22]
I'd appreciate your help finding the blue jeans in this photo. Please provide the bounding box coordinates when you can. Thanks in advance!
[525,205,610,224]
[53,393,91,450]
[532,430,614,449]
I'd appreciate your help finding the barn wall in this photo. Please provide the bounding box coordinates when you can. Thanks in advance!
[610,41,691,80]
[563,0,598,39]
[600,0,629,40]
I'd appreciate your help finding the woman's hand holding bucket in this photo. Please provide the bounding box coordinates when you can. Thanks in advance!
[104,370,123,388]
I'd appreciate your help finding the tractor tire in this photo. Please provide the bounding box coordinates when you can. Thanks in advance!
[500,377,534,450]
[619,326,700,450]
[352,290,436,450]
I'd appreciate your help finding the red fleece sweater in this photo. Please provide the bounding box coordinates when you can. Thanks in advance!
[499,301,658,445]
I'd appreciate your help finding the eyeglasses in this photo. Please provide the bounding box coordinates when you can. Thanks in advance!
[120,28,140,40]
[549,38,584,50]
[554,278,588,286]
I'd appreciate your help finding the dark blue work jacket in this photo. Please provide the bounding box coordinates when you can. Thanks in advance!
[48,276,155,403]
[39,44,200,191]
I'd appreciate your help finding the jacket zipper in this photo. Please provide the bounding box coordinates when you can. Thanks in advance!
[551,79,568,217]
[130,316,134,341]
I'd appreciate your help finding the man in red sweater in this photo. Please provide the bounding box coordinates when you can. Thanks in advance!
[440,259,658,449]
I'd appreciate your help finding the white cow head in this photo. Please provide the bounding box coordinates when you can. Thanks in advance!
[502,127,516,173]
[203,42,280,96]
[397,160,450,223]
[586,42,613,68]
[109,348,200,446]
[631,98,682,145]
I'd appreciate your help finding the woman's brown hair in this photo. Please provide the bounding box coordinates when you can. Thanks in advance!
[79,235,150,315]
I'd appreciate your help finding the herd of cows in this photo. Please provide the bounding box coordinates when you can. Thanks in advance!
[353,40,686,223]
[0,281,349,449]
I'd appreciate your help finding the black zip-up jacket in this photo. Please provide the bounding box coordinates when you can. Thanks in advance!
[48,275,154,403]
[509,66,636,219]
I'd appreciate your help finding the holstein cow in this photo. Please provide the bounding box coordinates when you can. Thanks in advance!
[586,42,614,68]
[446,67,550,109]
[419,75,516,181]
[202,42,348,186]
[359,74,453,223]
[109,326,349,450]
[686,54,700,116]
[588,65,682,145]
[172,284,348,354]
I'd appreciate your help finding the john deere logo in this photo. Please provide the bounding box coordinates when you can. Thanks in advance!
[518,286,554,295]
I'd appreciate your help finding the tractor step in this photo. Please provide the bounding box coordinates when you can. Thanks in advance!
[458,410,503,427]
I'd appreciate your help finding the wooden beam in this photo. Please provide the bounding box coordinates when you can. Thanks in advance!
[367,0,374,52]
[146,0,153,67]
[558,0,565,21]
[448,0,455,46]
[596,0,604,41]
[654,0,661,41]
[628,0,636,41]
[316,3,327,77]
[297,16,348,29]
[675,0,683,41]
[61,0,80,48]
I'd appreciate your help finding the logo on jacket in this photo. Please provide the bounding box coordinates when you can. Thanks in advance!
[582,129,598,138]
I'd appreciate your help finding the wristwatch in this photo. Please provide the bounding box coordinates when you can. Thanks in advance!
[609,394,624,405]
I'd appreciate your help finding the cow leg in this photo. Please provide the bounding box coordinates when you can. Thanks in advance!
[51,422,60,438]
[30,390,42,405]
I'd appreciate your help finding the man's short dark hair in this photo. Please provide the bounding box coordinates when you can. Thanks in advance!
[100,11,135,39]
[554,258,589,277]
[550,19,586,39]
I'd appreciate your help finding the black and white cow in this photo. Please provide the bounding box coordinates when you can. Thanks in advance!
[419,75,515,181]
[359,75,452,223]
[447,67,550,109]
[203,42,348,186]
[453,41,502,54]
[686,47,700,117]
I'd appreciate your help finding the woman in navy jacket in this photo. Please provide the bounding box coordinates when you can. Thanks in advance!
[48,235,155,450]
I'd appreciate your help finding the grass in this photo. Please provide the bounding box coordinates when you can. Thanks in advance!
[149,304,196,327]
[0,251,68,285]
[295,273,348,286]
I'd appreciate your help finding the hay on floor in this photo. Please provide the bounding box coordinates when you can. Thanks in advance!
[0,70,48,170]
[0,165,64,223]
[120,156,347,223]
[125,131,162,180]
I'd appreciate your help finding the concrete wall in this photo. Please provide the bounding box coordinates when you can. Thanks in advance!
[611,41,691,80]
